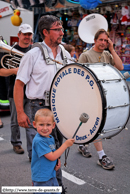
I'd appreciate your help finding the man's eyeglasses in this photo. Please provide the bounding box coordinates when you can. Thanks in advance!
[47,28,64,32]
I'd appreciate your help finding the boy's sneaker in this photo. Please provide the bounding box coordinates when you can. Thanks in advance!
[97,155,115,170]
[13,145,24,154]
[78,145,92,158]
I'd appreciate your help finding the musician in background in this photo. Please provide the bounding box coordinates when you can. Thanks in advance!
[14,15,72,193]
[0,24,33,155]
[78,29,123,170]
[0,38,10,128]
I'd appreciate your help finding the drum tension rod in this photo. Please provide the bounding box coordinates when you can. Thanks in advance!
[101,78,122,83]
[100,126,122,136]
[106,103,130,109]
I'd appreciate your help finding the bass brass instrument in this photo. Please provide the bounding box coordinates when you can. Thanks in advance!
[78,13,108,44]
[0,36,24,69]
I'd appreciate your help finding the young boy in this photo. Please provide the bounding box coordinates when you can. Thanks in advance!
[31,108,74,193]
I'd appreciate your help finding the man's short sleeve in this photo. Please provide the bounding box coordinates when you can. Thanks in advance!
[78,52,88,63]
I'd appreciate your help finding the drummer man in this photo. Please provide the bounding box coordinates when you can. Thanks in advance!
[78,29,123,170]
[13,15,72,193]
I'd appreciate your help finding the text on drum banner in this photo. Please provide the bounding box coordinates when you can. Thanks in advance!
[54,67,94,89]
[76,117,100,141]
[51,66,96,124]
[51,88,60,124]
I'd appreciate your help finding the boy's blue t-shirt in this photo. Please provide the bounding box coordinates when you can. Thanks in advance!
[31,133,57,182]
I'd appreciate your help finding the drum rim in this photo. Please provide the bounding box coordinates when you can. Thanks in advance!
[50,63,107,144]
[109,64,130,134]
[96,63,130,139]
[80,63,107,143]
[125,81,130,127]
[109,67,130,137]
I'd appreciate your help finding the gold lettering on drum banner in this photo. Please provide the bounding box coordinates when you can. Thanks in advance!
[76,117,100,141]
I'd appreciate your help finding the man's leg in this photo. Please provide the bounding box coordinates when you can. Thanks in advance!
[78,144,92,158]
[51,125,65,193]
[56,168,67,194]
[94,140,115,170]
[24,99,37,161]
[9,98,24,154]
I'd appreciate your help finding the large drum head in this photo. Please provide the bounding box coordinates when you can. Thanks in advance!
[50,63,106,144]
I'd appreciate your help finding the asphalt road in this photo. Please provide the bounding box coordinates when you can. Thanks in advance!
[0,82,130,194]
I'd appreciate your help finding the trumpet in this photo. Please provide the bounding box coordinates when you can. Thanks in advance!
[0,36,24,69]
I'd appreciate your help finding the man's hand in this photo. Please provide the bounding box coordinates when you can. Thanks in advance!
[13,67,19,75]
[0,67,19,77]
[107,38,123,71]
[107,38,114,52]
[14,79,29,127]
[17,112,31,128]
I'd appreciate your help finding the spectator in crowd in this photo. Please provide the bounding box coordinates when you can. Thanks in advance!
[78,29,123,170]
[0,24,33,154]
[62,44,76,61]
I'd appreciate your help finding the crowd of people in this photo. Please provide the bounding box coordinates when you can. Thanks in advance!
[0,14,123,194]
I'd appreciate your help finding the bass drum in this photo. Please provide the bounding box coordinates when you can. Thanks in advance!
[50,63,130,144]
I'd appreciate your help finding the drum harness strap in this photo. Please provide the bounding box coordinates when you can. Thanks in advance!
[32,42,76,65]
[31,42,68,106]
[32,42,72,166]
[32,42,68,66]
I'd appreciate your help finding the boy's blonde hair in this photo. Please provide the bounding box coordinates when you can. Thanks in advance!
[34,108,54,122]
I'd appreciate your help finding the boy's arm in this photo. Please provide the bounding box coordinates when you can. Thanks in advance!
[44,139,74,161]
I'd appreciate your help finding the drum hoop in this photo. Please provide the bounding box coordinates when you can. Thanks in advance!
[107,63,130,132]
[125,81,130,126]
[80,63,107,143]
[49,63,107,144]
[109,64,130,132]
[90,63,130,140]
